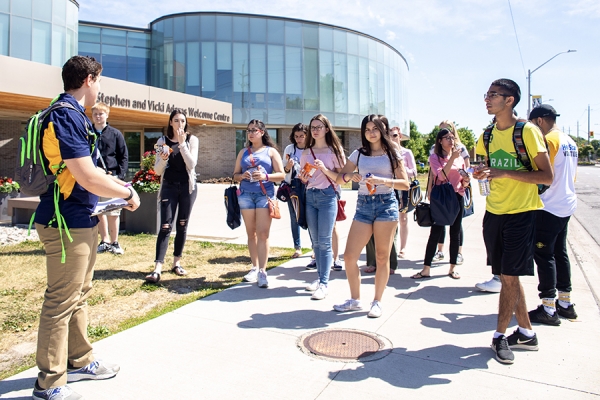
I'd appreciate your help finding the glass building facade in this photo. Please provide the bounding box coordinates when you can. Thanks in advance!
[0,0,78,66]
[77,12,408,131]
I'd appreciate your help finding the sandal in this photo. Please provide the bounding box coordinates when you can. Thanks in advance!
[292,249,302,258]
[145,271,161,283]
[448,271,460,279]
[364,265,377,273]
[172,266,188,276]
[411,271,431,279]
[398,250,406,259]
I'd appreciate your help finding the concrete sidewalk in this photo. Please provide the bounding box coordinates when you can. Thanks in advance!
[1,186,599,399]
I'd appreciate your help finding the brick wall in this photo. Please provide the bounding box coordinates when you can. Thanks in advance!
[0,120,23,178]
[193,125,237,180]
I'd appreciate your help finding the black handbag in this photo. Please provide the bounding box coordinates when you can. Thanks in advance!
[414,170,432,227]
[430,169,460,226]
[224,178,241,230]
[400,174,422,213]
[289,176,307,230]
[463,184,474,218]
[276,181,292,202]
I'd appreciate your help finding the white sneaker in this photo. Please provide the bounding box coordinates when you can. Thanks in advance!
[433,251,444,261]
[456,253,464,265]
[311,283,328,300]
[367,300,382,318]
[333,299,363,312]
[305,279,319,292]
[476,276,502,292]
[243,267,259,283]
[257,270,269,288]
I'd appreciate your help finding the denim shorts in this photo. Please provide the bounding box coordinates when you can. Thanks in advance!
[354,192,399,224]
[237,189,274,210]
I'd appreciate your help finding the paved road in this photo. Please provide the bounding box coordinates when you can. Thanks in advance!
[573,165,600,247]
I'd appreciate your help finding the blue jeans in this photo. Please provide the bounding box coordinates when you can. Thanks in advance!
[287,200,301,249]
[305,186,337,285]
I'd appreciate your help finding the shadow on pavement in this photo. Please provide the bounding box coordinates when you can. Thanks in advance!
[329,344,491,388]
[0,376,36,397]
[237,308,365,330]
[398,285,481,304]
[420,313,498,334]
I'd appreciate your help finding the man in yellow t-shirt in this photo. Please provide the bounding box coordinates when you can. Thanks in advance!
[474,79,553,365]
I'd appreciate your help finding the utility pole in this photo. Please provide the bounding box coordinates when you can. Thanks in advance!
[588,104,591,144]
[577,121,579,143]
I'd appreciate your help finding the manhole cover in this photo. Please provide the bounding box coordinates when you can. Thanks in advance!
[297,328,392,362]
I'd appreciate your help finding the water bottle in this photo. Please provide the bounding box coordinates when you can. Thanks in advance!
[478,178,491,196]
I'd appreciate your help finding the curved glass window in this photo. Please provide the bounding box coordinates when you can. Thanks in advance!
[147,13,408,129]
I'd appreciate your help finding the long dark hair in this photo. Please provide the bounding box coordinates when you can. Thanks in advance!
[289,123,307,146]
[305,114,344,165]
[434,128,452,157]
[359,114,401,170]
[166,108,189,140]
[247,119,277,149]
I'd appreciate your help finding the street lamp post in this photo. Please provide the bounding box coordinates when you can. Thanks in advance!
[527,50,576,118]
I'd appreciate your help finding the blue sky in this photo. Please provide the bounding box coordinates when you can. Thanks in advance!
[80,0,600,139]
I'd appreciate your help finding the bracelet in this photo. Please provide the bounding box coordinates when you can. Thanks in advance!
[265,173,269,182]
[123,186,134,201]
[124,182,132,188]
[284,167,290,173]
[342,173,350,183]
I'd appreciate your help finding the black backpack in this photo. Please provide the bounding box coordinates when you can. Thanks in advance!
[224,178,241,230]
[15,100,91,196]
[482,120,550,195]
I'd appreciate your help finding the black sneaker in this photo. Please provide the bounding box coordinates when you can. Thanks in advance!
[491,335,514,364]
[556,302,578,319]
[528,304,560,326]
[110,242,124,255]
[97,242,111,254]
[506,328,539,351]
[306,259,317,270]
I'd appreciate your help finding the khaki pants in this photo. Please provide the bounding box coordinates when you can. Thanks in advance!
[35,224,97,389]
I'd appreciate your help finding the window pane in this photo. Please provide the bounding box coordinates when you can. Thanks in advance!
[347,32,358,55]
[52,0,65,26]
[66,28,75,58]
[0,13,8,56]
[216,15,232,40]
[128,31,149,48]
[151,20,163,47]
[12,0,31,17]
[377,62,385,114]
[51,24,65,66]
[285,46,302,109]
[164,42,173,90]
[102,28,126,46]
[79,25,100,43]
[0,0,8,13]
[185,15,199,41]
[359,57,369,114]
[232,16,248,42]
[333,29,346,53]
[216,42,232,103]
[10,16,31,60]
[127,47,148,85]
[173,16,184,41]
[79,40,101,58]
[174,42,185,92]
[358,35,368,57]
[186,42,200,87]
[319,50,333,112]
[334,52,347,113]
[303,48,319,110]
[66,0,77,30]
[200,15,215,40]
[201,42,215,94]
[233,42,249,109]
[33,0,51,21]
[102,44,126,80]
[369,59,377,113]
[377,42,384,64]
[267,45,284,109]
[347,55,359,114]
[302,24,318,48]
[31,21,52,64]
[286,109,303,125]
[163,17,173,40]
[368,39,376,60]
[249,18,266,43]
[267,19,283,44]
[249,43,265,93]
[285,21,301,46]
[319,26,333,50]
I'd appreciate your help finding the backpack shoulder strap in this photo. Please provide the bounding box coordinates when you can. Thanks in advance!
[482,123,494,167]
[512,120,533,171]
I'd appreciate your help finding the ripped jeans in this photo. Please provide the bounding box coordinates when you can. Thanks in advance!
[155,180,198,263]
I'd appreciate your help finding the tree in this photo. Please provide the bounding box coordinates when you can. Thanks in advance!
[579,145,594,161]
[404,121,427,164]
[457,127,476,151]
[591,139,599,151]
